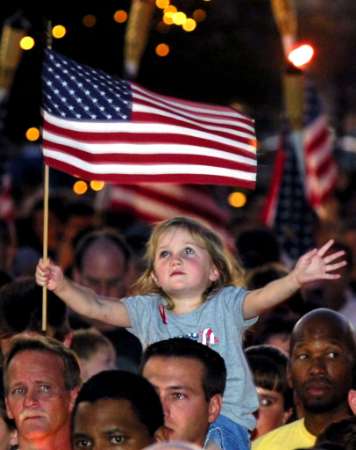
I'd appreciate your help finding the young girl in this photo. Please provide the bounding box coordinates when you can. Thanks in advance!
[36,217,346,450]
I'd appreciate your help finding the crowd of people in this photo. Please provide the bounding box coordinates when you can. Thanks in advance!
[0,191,355,450]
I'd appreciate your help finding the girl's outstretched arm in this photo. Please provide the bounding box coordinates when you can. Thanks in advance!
[242,239,347,319]
[36,258,131,327]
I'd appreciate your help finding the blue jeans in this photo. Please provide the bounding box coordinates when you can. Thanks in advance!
[204,415,250,450]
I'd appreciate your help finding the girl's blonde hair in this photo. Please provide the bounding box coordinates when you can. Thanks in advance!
[132,216,244,309]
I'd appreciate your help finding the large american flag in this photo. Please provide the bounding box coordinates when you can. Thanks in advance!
[42,50,257,188]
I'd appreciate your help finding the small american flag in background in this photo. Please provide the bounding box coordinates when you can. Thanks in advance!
[262,128,317,260]
[42,49,257,188]
[262,80,337,261]
[304,80,337,209]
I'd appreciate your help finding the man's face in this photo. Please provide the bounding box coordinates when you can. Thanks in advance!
[76,242,127,298]
[5,351,77,442]
[72,398,155,450]
[289,322,354,414]
[142,356,220,446]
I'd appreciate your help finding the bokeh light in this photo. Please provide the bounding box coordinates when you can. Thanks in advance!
[90,180,105,191]
[113,10,128,24]
[193,9,207,22]
[73,180,88,195]
[155,43,170,57]
[52,25,66,39]
[228,191,247,208]
[182,18,197,32]
[19,36,35,51]
[288,43,314,68]
[25,127,40,142]
[82,15,97,28]
[156,0,170,9]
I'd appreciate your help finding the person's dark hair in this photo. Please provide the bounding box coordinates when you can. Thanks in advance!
[141,338,226,401]
[245,345,293,411]
[235,227,281,270]
[3,335,81,391]
[72,370,163,437]
[0,276,69,342]
[70,328,115,361]
[316,416,356,449]
[249,314,297,348]
[74,228,132,272]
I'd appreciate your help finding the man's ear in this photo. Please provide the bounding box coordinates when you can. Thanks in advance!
[5,397,14,420]
[286,363,293,389]
[208,394,223,424]
[69,386,81,412]
[348,389,356,414]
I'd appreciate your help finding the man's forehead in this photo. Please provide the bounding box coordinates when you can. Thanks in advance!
[144,356,205,384]
[8,350,64,373]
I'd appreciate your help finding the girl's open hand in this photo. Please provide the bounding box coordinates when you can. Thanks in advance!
[35,258,64,292]
[293,239,347,287]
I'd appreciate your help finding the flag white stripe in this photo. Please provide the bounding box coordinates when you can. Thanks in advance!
[43,131,256,166]
[133,102,254,137]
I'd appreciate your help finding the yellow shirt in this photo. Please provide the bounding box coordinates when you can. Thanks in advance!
[252,419,316,450]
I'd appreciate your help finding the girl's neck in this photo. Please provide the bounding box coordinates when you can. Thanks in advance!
[171,296,204,314]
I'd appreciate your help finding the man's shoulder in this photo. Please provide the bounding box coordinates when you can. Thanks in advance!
[252,419,316,450]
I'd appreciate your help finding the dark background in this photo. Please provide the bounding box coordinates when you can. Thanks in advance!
[2,1,356,143]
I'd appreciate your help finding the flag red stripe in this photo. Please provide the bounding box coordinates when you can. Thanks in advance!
[131,111,253,143]
[119,185,230,224]
[44,157,256,188]
[43,121,256,159]
[132,83,255,125]
[261,141,285,226]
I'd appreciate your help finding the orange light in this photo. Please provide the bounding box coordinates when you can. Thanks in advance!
[25,127,41,142]
[192,9,207,22]
[90,180,105,191]
[113,10,128,23]
[228,192,247,208]
[155,43,170,57]
[182,18,196,32]
[82,15,97,28]
[52,25,66,39]
[288,43,314,68]
[156,0,170,8]
[73,180,88,195]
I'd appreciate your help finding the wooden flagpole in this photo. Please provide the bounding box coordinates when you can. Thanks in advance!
[42,21,52,332]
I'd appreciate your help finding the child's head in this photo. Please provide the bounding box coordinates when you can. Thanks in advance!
[70,328,117,382]
[245,345,293,439]
[133,217,243,307]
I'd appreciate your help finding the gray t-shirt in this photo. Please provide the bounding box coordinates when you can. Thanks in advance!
[123,286,258,430]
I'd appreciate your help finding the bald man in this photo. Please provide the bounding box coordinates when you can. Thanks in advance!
[253,308,356,450]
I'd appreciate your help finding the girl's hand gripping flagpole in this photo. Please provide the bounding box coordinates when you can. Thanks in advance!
[42,21,52,332]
